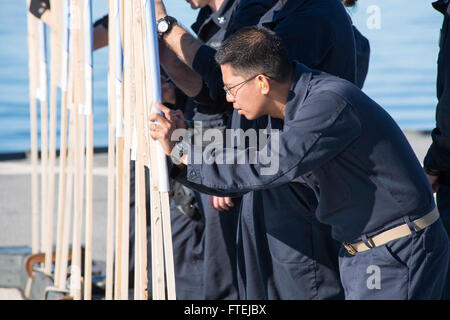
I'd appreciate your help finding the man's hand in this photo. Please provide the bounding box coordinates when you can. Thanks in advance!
[161,75,176,105]
[148,103,186,156]
[154,0,168,21]
[209,196,234,212]
[427,174,441,193]
[93,23,108,51]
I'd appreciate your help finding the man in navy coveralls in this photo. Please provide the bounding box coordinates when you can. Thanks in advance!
[156,0,370,299]
[150,27,450,299]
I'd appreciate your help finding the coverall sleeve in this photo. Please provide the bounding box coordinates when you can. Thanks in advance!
[191,45,232,114]
[424,8,450,172]
[181,92,362,194]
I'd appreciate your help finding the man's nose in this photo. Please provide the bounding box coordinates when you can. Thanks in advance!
[226,93,235,103]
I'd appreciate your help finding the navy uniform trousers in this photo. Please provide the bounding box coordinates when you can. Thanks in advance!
[439,173,450,299]
[235,181,344,299]
[229,114,343,299]
[339,217,449,299]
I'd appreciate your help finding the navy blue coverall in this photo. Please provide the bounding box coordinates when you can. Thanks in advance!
[181,0,242,300]
[424,0,450,299]
[186,0,370,299]
[173,62,450,299]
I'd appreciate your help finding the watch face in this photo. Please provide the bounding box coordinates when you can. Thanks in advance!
[158,21,169,33]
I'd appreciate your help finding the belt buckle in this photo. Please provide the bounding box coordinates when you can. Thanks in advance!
[343,242,357,255]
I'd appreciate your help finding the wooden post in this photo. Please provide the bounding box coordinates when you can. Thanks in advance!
[37,18,49,268]
[114,0,125,300]
[44,0,63,275]
[26,0,40,256]
[70,0,86,300]
[146,0,176,300]
[132,0,149,300]
[143,0,176,300]
[119,0,135,300]
[83,0,94,300]
[57,6,75,289]
[141,0,164,300]
[106,0,120,301]
[54,0,71,289]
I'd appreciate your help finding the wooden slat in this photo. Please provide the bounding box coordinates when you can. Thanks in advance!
[26,0,40,255]
[106,0,117,301]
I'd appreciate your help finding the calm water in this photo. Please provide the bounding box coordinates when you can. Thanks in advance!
[0,0,443,153]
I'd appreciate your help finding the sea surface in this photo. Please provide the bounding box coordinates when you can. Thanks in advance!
[0,0,443,153]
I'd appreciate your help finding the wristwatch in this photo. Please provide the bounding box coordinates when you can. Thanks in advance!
[157,16,177,39]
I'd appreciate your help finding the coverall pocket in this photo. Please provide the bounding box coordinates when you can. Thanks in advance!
[339,241,409,300]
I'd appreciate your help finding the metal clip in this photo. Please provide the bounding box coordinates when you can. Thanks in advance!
[343,242,357,255]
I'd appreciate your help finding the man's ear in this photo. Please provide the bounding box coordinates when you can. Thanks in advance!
[257,75,270,95]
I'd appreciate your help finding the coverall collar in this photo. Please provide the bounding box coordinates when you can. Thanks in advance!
[432,0,449,14]
[284,62,312,121]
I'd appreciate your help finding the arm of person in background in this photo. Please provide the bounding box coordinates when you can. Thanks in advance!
[93,15,109,50]
[209,196,234,211]
[158,41,206,100]
[29,0,109,52]
[424,2,450,193]
[154,0,232,113]
[154,0,202,70]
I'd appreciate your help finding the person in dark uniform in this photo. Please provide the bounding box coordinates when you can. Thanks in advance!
[155,0,369,299]
[166,0,243,300]
[341,0,371,89]
[150,27,450,300]
[424,0,450,299]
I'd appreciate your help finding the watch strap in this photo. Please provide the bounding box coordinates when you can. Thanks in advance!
[157,16,177,39]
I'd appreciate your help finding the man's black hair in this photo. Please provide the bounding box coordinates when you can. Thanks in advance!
[342,0,357,7]
[215,26,292,83]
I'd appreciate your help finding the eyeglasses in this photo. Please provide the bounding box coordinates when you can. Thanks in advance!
[223,74,259,98]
